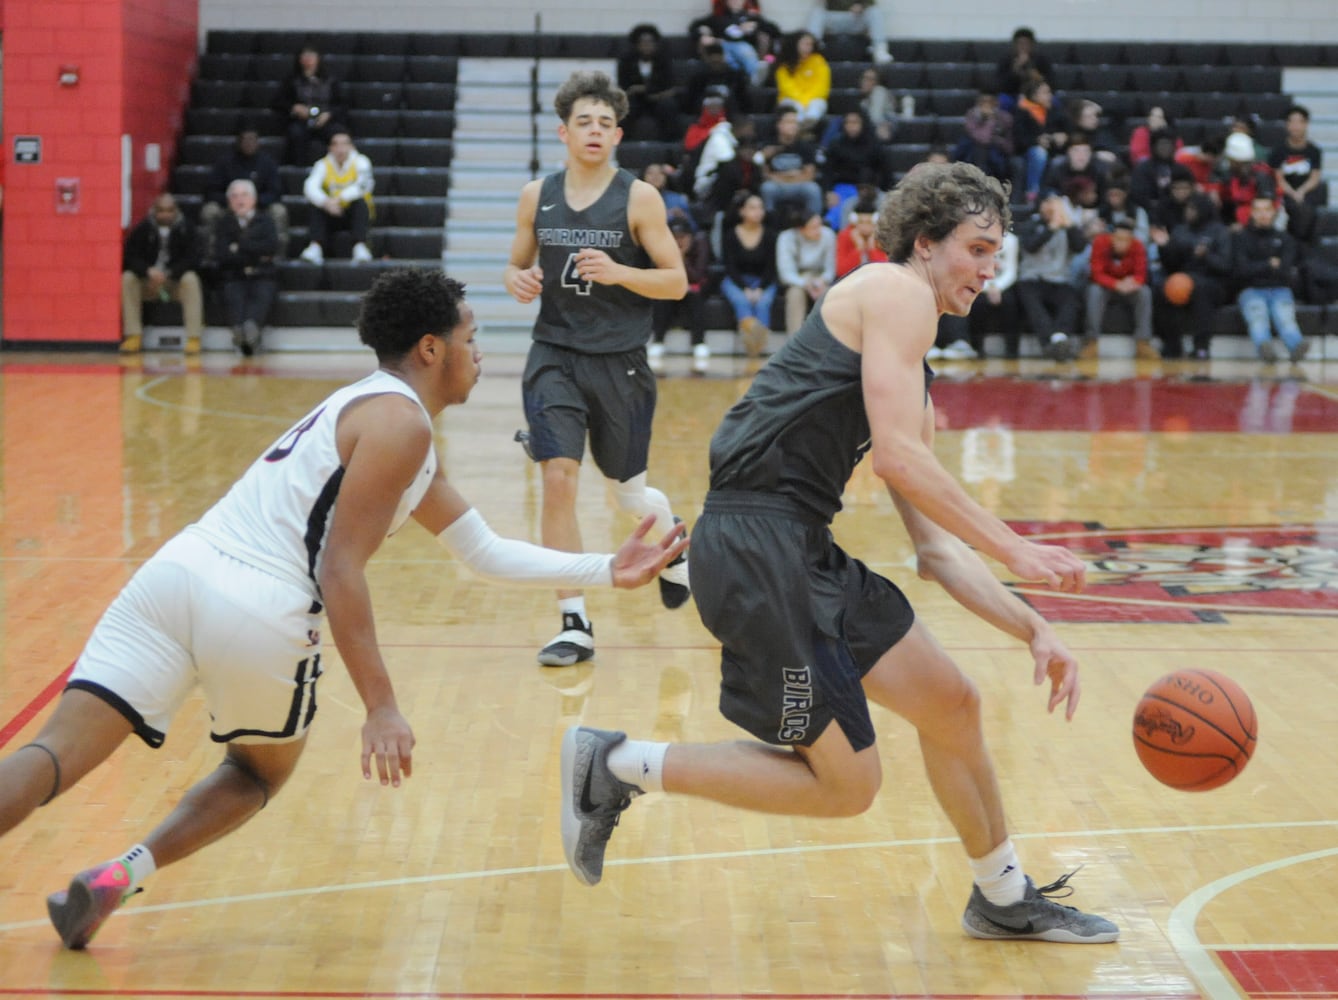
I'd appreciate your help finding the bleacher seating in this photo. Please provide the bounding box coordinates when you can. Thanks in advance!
[178,33,460,331]
[177,30,1336,339]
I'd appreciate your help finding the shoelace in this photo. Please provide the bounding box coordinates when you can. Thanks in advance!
[1033,867,1084,912]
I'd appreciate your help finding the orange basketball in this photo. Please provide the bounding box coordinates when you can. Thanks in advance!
[1163,271,1195,306]
[1132,669,1257,791]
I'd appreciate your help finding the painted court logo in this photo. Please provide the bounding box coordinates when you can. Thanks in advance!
[1005,522,1338,623]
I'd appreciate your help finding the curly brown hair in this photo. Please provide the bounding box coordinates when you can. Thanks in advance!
[875,162,1011,262]
[554,70,629,124]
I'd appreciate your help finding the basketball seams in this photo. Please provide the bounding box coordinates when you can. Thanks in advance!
[1183,668,1259,740]
[1133,668,1256,791]
[1140,692,1254,757]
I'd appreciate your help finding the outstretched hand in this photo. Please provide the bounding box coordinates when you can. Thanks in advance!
[1006,540,1086,593]
[361,705,415,787]
[610,515,689,589]
[1030,628,1081,720]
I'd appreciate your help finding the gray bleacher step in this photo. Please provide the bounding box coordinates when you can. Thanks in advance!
[463,58,611,86]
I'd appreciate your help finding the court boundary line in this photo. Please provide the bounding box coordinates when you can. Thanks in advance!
[1167,847,1338,1000]
[2,819,1335,938]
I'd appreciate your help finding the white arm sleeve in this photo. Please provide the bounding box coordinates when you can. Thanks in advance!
[436,509,614,588]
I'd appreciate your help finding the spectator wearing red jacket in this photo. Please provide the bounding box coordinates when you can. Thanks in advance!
[1083,220,1157,359]
[834,200,887,278]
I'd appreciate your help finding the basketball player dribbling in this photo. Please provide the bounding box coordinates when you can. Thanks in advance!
[504,70,692,668]
[560,163,1121,944]
[0,269,686,949]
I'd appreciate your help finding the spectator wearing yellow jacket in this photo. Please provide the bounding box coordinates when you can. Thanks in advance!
[773,31,830,134]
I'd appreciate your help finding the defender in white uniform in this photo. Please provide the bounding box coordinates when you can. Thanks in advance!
[0,269,686,950]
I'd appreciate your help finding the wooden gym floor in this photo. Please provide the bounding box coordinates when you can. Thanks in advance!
[0,346,1336,1000]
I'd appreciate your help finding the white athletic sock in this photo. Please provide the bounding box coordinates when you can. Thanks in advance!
[605,739,668,793]
[114,843,157,895]
[610,473,674,538]
[969,838,1026,906]
[558,597,589,627]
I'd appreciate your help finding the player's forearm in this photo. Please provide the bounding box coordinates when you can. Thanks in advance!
[616,264,688,300]
[916,535,1044,645]
[320,571,398,714]
[873,444,1021,565]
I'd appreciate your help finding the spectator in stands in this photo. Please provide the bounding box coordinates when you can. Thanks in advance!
[834,197,887,278]
[1126,106,1180,166]
[120,193,203,355]
[1217,131,1278,229]
[1099,171,1150,246]
[298,127,375,265]
[682,38,753,121]
[693,110,760,215]
[758,106,824,219]
[1270,105,1327,244]
[200,123,289,258]
[773,31,831,135]
[650,217,713,373]
[952,91,1014,185]
[718,190,779,356]
[1069,100,1119,165]
[820,110,888,226]
[1062,175,1106,287]
[1015,191,1086,360]
[1012,76,1066,202]
[1129,129,1181,215]
[1145,166,1195,281]
[805,0,893,65]
[642,162,697,232]
[207,179,279,357]
[617,25,683,143]
[857,66,896,142]
[1174,134,1222,199]
[1232,194,1310,363]
[1084,219,1156,360]
[689,0,775,83]
[995,27,1053,111]
[776,207,835,334]
[1156,191,1232,360]
[274,43,345,167]
[1041,131,1109,201]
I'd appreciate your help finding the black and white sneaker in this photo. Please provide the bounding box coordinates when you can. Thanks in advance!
[658,516,690,610]
[962,871,1119,944]
[538,612,594,667]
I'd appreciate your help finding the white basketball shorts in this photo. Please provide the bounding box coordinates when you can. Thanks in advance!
[69,531,324,747]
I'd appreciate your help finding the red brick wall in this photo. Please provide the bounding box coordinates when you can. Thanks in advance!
[1,0,197,345]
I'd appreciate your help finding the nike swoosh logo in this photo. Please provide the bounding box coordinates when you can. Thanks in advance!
[579,756,599,814]
[980,914,1035,935]
[541,203,556,211]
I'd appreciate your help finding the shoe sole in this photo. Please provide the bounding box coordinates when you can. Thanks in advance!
[559,726,598,886]
[962,917,1119,944]
[538,643,595,667]
[48,878,103,950]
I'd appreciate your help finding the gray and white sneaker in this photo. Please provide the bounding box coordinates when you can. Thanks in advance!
[559,726,643,886]
[962,871,1119,944]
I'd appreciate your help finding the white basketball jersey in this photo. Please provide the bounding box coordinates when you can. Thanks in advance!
[190,370,436,603]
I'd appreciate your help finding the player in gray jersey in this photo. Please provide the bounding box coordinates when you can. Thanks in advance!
[559,163,1120,945]
[505,70,691,668]
[0,269,685,950]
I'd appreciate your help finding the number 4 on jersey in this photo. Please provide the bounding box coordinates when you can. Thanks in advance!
[560,252,592,296]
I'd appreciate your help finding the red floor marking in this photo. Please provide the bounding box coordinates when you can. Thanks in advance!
[0,993,1203,999]
[930,377,1338,433]
[1220,949,1338,997]
[0,663,73,750]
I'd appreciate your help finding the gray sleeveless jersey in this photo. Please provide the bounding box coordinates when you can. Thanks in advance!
[532,169,653,354]
[708,300,933,524]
